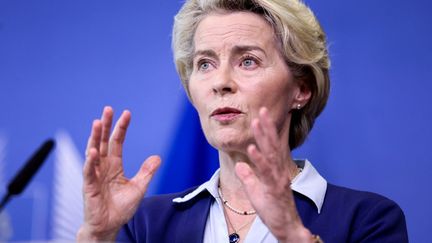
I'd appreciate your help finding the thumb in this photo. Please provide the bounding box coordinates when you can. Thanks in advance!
[131,155,161,194]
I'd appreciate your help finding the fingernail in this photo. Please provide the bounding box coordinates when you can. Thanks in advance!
[236,162,251,177]
[252,119,259,128]
[123,110,131,116]
[247,144,255,153]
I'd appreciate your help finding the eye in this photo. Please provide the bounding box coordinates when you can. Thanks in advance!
[196,59,214,72]
[240,56,259,69]
[243,59,254,66]
[200,62,210,70]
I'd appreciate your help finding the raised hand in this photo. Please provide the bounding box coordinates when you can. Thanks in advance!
[235,107,313,243]
[77,106,161,241]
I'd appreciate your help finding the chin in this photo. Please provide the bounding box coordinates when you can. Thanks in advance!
[202,122,253,152]
[207,133,251,154]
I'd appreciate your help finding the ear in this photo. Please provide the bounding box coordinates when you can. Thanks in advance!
[292,82,312,110]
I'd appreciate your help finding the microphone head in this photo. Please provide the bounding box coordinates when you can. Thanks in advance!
[7,139,55,195]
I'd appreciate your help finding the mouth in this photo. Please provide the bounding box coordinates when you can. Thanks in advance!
[210,107,243,122]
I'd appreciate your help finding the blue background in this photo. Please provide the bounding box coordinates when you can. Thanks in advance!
[0,0,431,242]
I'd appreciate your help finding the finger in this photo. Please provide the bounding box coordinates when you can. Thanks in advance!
[85,120,102,157]
[108,110,131,157]
[260,108,296,175]
[247,144,274,183]
[131,155,161,194]
[83,147,100,185]
[259,107,279,147]
[100,106,114,157]
[252,117,277,164]
[253,108,278,154]
[235,162,260,200]
[251,118,265,150]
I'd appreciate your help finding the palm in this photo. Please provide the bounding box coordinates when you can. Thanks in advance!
[235,107,306,241]
[79,107,160,240]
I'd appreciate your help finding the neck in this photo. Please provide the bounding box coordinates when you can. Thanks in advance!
[217,149,299,210]
[217,116,297,209]
[218,150,251,207]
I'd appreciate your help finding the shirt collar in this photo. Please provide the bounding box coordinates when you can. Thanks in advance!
[173,159,327,214]
[291,159,327,213]
[172,168,220,204]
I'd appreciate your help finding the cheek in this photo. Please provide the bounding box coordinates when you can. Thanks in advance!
[188,82,204,109]
[189,84,211,129]
[188,82,198,103]
[248,83,296,127]
[188,77,210,105]
[250,85,292,109]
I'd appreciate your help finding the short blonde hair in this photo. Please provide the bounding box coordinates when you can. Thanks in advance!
[172,0,330,149]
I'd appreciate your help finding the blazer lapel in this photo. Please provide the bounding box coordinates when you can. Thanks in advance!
[174,191,213,243]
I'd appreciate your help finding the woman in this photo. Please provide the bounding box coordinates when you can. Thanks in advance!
[77,0,408,242]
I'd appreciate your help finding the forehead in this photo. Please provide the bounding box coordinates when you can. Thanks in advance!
[193,11,276,51]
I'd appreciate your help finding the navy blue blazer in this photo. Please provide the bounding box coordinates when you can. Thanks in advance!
[117,183,408,243]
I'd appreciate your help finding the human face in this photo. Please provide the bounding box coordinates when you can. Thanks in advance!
[189,12,302,153]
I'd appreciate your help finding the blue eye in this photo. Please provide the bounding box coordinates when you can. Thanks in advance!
[243,59,254,67]
[196,59,214,72]
[240,56,258,69]
[200,62,210,70]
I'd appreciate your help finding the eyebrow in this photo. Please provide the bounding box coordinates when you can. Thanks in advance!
[232,45,266,56]
[192,50,218,61]
[192,45,266,60]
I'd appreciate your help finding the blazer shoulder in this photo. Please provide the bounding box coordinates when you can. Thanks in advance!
[324,184,408,242]
[325,183,399,208]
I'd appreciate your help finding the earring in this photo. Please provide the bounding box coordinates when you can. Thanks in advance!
[296,104,301,110]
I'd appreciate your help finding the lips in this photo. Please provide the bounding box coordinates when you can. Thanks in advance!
[211,107,242,116]
[210,107,243,122]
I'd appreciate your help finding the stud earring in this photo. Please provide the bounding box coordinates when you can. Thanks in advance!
[297,104,301,110]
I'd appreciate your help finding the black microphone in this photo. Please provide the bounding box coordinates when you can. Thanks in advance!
[0,139,55,212]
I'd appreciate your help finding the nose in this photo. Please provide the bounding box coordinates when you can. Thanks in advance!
[212,65,238,96]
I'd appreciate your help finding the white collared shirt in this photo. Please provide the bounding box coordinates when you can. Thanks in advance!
[173,160,327,243]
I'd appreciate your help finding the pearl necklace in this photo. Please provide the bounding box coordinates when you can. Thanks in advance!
[218,185,255,243]
[218,185,257,216]
[218,166,303,243]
